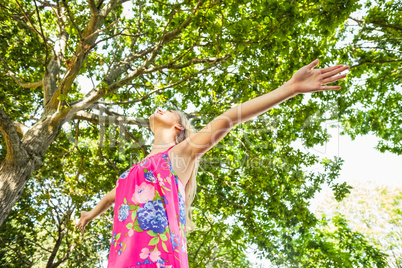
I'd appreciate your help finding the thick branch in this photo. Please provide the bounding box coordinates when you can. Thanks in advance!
[46,0,128,110]
[0,108,26,162]
[87,0,97,16]
[42,5,69,108]
[72,111,149,127]
[13,121,29,135]
[100,0,129,18]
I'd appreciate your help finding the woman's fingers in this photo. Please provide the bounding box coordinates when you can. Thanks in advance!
[319,64,344,74]
[322,65,349,79]
[322,73,347,84]
[321,85,342,91]
[75,220,87,234]
[307,59,320,69]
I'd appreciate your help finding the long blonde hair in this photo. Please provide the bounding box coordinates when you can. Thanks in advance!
[174,110,199,233]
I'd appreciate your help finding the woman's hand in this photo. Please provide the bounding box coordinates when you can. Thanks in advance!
[75,211,92,234]
[288,59,349,95]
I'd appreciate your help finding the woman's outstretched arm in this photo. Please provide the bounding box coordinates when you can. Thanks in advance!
[76,187,116,234]
[184,59,349,156]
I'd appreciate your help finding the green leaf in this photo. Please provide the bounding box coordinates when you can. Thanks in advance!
[133,225,143,232]
[147,230,158,237]
[160,233,168,241]
[149,237,160,246]
[161,241,168,252]
[131,211,137,221]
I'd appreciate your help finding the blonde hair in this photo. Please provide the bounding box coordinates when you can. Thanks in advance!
[174,110,199,233]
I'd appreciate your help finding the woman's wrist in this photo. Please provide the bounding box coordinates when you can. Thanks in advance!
[85,210,96,222]
[282,80,299,98]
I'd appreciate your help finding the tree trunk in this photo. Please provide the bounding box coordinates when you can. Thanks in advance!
[0,116,61,225]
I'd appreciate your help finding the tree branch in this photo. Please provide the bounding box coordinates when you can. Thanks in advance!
[96,64,219,106]
[144,54,231,73]
[349,16,402,32]
[42,4,69,108]
[14,0,45,42]
[350,59,402,69]
[13,121,29,135]
[52,0,213,125]
[61,0,82,39]
[119,123,148,156]
[72,111,149,127]
[87,0,97,17]
[46,0,128,111]
[0,107,27,162]
[0,57,43,88]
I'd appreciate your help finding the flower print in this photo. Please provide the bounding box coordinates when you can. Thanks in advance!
[178,193,186,225]
[139,248,161,262]
[132,182,155,204]
[169,163,179,186]
[170,232,178,250]
[157,176,165,186]
[139,160,147,167]
[169,162,175,174]
[162,154,168,160]
[144,170,157,183]
[157,257,166,264]
[119,169,130,179]
[118,248,122,255]
[118,204,130,222]
[128,229,134,237]
[157,263,172,268]
[181,238,187,253]
[156,258,173,268]
[112,233,116,244]
[162,195,168,205]
[137,200,168,234]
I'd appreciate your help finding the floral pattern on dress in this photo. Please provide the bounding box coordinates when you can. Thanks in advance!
[119,169,130,179]
[118,204,130,222]
[178,193,186,225]
[132,182,155,204]
[137,200,168,234]
[144,169,157,183]
[108,146,188,268]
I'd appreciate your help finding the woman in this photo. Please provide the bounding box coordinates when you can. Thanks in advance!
[76,59,349,267]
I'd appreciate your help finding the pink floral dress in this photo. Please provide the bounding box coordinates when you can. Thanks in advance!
[108,145,188,268]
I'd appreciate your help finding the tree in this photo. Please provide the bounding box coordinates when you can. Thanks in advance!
[0,0,389,266]
[315,179,402,268]
[334,0,402,155]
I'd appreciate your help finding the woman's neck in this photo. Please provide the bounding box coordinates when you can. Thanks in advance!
[148,128,176,156]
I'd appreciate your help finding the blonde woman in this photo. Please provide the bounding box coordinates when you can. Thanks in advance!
[76,59,349,267]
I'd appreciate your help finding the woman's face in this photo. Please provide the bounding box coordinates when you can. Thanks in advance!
[149,109,180,132]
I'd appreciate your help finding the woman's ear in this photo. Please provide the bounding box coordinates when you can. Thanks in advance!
[174,124,185,131]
